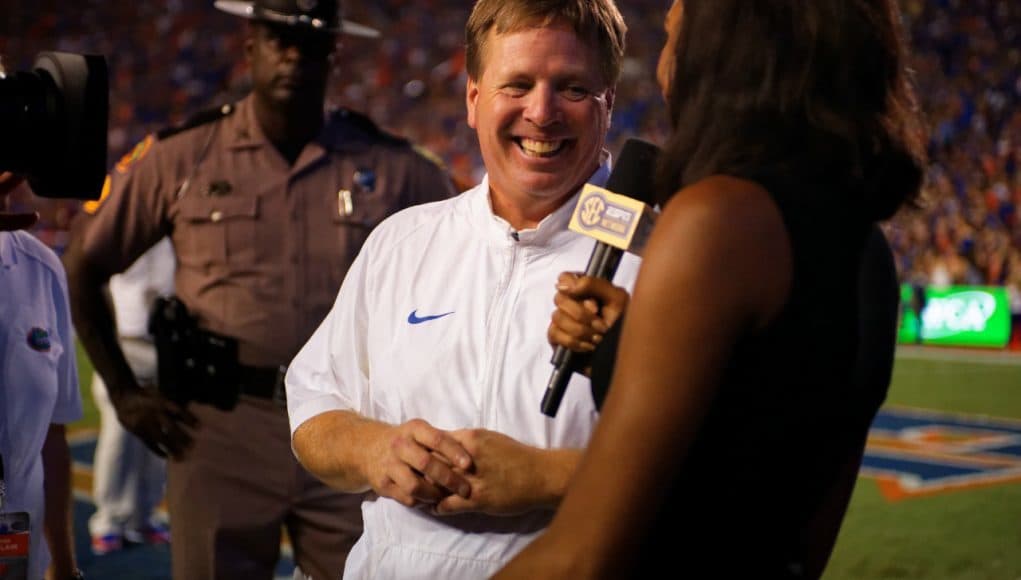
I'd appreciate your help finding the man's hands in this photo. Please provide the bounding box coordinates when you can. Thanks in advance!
[436,429,577,516]
[110,385,197,459]
[366,421,576,517]
[366,418,473,507]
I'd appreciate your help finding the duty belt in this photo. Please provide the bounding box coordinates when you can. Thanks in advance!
[238,364,288,405]
[150,295,289,410]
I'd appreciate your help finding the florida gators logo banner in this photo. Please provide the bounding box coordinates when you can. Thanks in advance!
[862,407,1021,500]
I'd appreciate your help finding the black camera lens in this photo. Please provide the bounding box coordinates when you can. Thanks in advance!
[0,70,51,173]
[0,52,108,200]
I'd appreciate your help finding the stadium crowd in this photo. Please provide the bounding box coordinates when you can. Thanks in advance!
[888,0,1021,310]
[2,0,1020,305]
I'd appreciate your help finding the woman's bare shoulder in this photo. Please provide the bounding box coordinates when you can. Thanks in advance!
[656,175,784,245]
[648,175,792,329]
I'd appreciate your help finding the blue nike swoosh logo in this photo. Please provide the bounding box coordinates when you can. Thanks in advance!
[407,309,455,324]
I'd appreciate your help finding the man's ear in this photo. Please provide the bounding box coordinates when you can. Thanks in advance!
[603,87,616,128]
[466,76,480,129]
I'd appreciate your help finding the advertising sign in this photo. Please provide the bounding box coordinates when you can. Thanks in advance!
[897,285,1011,348]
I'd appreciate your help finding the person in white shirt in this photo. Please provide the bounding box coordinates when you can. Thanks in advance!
[284,0,639,577]
[0,172,83,580]
[88,237,174,555]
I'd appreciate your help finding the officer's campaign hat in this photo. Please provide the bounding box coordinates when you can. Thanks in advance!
[214,0,380,38]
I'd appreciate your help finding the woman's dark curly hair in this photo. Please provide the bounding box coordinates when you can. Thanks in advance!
[657,0,926,220]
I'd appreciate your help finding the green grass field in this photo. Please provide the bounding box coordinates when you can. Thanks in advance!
[72,345,1021,579]
[824,351,1021,580]
[75,341,101,430]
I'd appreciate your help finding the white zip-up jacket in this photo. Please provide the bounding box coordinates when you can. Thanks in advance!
[286,168,640,579]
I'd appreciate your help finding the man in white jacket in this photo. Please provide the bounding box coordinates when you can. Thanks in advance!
[285,0,638,577]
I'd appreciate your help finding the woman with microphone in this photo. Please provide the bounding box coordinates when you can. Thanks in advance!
[497,0,925,577]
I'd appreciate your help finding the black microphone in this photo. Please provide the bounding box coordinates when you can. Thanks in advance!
[541,138,660,417]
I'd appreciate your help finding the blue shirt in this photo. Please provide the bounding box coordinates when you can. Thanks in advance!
[0,230,82,579]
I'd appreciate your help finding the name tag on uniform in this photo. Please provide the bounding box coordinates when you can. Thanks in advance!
[206,180,233,197]
[0,511,30,580]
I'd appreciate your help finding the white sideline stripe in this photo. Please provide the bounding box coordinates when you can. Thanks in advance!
[896,345,1021,366]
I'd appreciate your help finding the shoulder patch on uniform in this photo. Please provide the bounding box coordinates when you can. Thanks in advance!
[82,174,111,215]
[330,108,408,146]
[114,135,155,175]
[156,102,235,141]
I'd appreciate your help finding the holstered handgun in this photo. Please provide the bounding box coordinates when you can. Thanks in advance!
[148,296,241,410]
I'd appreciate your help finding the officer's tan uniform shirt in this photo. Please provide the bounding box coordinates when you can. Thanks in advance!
[83,95,456,367]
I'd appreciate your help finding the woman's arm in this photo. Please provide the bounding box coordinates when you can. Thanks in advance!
[546,273,631,377]
[496,176,793,578]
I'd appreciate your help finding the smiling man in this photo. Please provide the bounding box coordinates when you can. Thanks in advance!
[284,0,639,578]
[465,4,616,229]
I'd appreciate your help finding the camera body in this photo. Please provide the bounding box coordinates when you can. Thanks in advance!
[0,51,108,200]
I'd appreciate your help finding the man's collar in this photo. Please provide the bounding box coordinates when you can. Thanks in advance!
[225,95,332,173]
[477,148,614,246]
[226,95,269,150]
[0,231,18,267]
[227,97,380,158]
[588,147,613,188]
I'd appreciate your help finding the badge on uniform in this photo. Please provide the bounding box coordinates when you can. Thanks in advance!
[0,511,30,580]
[353,169,376,193]
[25,328,50,352]
[337,189,354,217]
[205,180,233,197]
[336,169,376,217]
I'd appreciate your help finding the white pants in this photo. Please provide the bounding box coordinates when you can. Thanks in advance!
[88,339,167,536]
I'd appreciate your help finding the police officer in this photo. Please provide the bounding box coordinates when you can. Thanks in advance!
[63,0,457,577]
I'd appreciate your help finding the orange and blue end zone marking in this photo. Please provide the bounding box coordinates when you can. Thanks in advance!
[861,406,1021,500]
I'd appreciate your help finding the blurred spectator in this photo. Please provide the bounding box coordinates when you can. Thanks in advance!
[3,0,1021,305]
[88,238,174,556]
